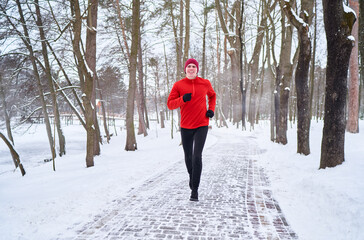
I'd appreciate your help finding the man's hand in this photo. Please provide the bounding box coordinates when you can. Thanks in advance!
[206,110,214,118]
[183,93,192,102]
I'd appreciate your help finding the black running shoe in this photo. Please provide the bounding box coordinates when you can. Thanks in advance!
[190,190,198,201]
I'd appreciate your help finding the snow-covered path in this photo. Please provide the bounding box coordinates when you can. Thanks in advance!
[69,130,297,239]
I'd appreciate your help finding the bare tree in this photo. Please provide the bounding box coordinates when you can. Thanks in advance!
[320,0,356,169]
[162,0,184,131]
[283,0,314,155]
[238,0,246,129]
[34,0,66,156]
[125,0,140,151]
[70,0,96,167]
[248,0,275,129]
[276,0,294,145]
[214,9,228,129]
[265,0,279,141]
[215,0,243,126]
[115,0,146,137]
[1,0,56,160]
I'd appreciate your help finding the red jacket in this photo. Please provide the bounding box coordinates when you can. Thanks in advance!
[167,77,216,129]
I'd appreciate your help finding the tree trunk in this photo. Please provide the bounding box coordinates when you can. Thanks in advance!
[320,0,355,169]
[201,0,210,79]
[168,0,183,79]
[229,52,241,125]
[283,0,313,155]
[266,5,278,141]
[360,0,364,119]
[125,0,140,151]
[315,69,323,121]
[116,0,146,137]
[268,65,275,142]
[0,74,14,146]
[248,0,268,129]
[215,0,242,126]
[183,0,190,65]
[137,28,147,136]
[96,76,111,142]
[154,79,159,124]
[294,17,311,155]
[34,0,66,156]
[144,64,150,129]
[274,66,281,139]
[215,11,228,129]
[0,75,17,168]
[85,0,101,156]
[70,0,95,167]
[288,72,296,124]
[319,70,326,120]
[179,0,184,78]
[14,0,56,160]
[309,0,317,119]
[163,42,174,138]
[255,62,265,124]
[0,132,26,176]
[115,0,131,61]
[248,67,257,128]
[160,111,165,128]
[277,2,294,145]
[265,31,276,141]
[346,0,360,133]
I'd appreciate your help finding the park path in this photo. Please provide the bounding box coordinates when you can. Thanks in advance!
[71,130,297,240]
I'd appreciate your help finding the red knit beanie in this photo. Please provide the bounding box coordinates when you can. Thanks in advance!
[184,58,199,73]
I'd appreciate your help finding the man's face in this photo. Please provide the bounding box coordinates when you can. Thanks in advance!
[186,63,197,79]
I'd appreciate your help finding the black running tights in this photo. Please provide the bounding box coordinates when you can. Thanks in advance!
[180,126,208,191]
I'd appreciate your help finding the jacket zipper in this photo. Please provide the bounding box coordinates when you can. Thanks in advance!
[192,79,195,97]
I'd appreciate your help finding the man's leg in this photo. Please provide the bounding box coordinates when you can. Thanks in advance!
[181,128,194,189]
[191,126,208,192]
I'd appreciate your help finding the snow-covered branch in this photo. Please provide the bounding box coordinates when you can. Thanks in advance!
[282,1,308,30]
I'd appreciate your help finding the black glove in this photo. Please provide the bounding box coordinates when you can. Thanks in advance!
[183,93,192,102]
[206,110,214,118]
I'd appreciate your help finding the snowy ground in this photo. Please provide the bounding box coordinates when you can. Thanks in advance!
[253,120,364,240]
[0,119,363,240]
